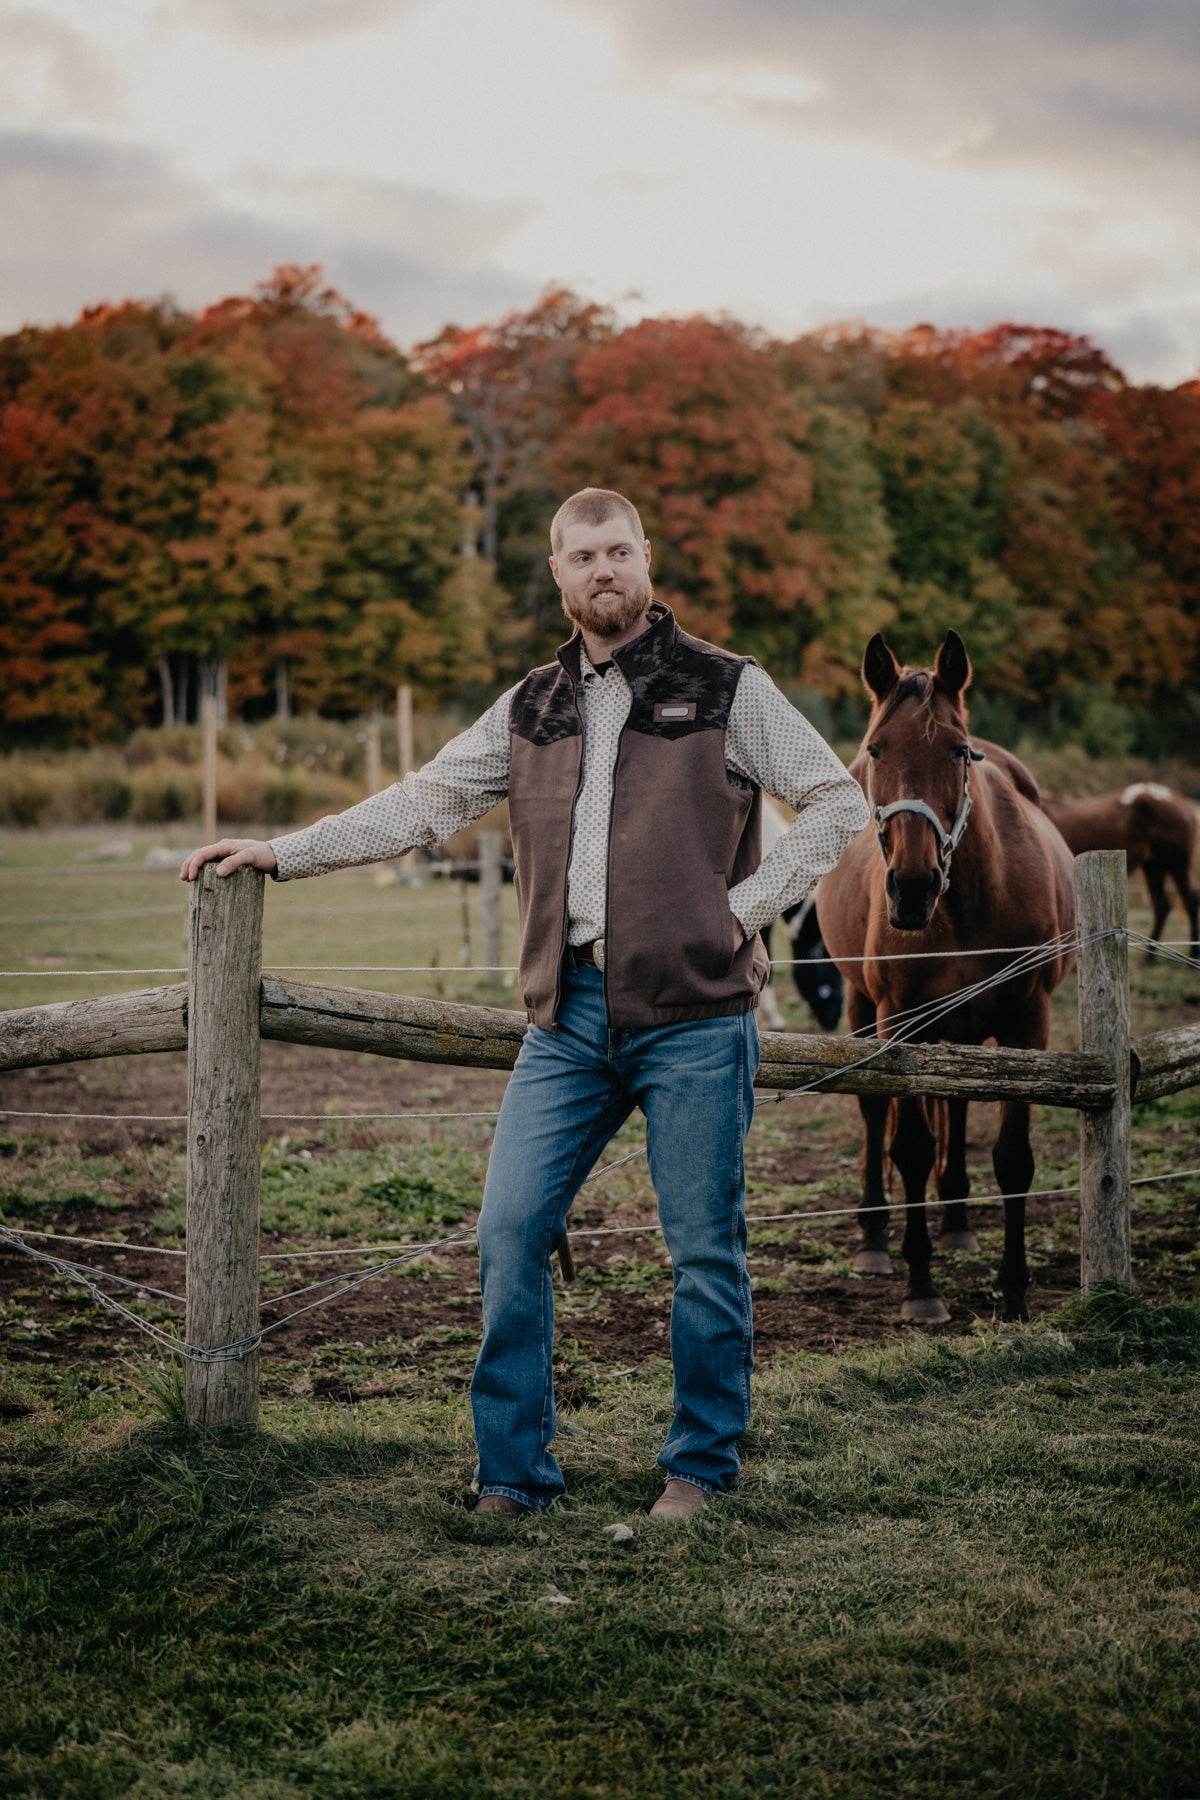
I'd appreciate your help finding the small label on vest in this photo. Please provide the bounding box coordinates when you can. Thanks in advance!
[654,702,696,722]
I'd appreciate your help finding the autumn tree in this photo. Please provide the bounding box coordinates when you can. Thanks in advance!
[551,315,835,672]
[416,288,613,653]
[1087,380,1200,730]
[0,392,106,742]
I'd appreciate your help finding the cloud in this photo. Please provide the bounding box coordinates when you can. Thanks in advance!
[0,133,534,344]
[182,0,415,42]
[0,6,121,116]
[573,0,1200,205]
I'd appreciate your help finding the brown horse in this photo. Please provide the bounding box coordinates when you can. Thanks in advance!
[819,631,1077,1322]
[1042,786,1198,959]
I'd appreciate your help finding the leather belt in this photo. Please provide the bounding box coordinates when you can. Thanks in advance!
[571,938,605,971]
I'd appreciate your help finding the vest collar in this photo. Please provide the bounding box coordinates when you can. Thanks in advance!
[555,602,678,685]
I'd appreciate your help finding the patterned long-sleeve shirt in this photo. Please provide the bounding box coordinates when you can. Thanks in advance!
[270,650,869,938]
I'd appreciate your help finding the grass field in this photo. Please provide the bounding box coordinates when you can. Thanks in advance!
[0,822,522,1015]
[2,1298,1199,1798]
[2,830,1199,1797]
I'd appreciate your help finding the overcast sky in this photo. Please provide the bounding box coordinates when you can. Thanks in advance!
[2,0,1197,381]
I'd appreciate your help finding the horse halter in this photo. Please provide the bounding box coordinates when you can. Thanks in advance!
[866,744,986,893]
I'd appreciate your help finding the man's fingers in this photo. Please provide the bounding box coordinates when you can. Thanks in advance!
[180,839,276,881]
[179,840,246,882]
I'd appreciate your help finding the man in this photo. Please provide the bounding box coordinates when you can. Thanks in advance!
[181,487,869,1520]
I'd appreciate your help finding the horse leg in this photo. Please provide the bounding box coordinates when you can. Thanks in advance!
[938,1098,979,1253]
[993,1100,1034,1320]
[854,1094,893,1274]
[892,1097,948,1324]
[848,987,893,1275]
[1171,861,1200,959]
[1142,862,1169,963]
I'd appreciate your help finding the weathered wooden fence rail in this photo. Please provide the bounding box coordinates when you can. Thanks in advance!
[3,850,1199,1427]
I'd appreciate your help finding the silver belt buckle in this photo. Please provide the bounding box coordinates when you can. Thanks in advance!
[592,936,606,972]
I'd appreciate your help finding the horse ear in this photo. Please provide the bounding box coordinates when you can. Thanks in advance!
[862,633,900,703]
[933,630,972,703]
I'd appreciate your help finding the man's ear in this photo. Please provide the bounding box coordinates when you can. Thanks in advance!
[548,554,560,589]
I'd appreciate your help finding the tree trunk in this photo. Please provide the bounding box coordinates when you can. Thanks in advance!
[174,655,189,727]
[159,657,175,728]
[275,657,291,720]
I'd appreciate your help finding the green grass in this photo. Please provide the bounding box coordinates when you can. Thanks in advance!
[0,825,522,1014]
[1,1300,1199,1799]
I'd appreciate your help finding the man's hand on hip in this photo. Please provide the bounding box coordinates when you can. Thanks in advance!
[179,838,278,883]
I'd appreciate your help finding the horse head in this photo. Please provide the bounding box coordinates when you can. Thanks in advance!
[860,630,984,932]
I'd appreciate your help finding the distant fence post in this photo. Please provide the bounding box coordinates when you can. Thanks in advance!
[365,710,383,797]
[480,830,502,979]
[186,866,264,1426]
[201,692,218,840]
[1076,849,1133,1288]
[396,683,414,779]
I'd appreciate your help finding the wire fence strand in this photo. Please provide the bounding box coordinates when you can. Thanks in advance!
[2,921,1198,1365]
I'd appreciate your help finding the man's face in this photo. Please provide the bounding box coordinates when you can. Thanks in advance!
[550,515,652,640]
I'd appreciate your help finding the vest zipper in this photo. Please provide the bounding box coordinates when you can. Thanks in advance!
[601,714,631,1028]
[550,688,588,1032]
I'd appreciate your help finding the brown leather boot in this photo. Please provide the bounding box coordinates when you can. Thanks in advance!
[474,1493,532,1517]
[648,1479,709,1521]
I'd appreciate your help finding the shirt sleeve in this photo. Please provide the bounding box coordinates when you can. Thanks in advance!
[724,663,870,936]
[269,687,516,881]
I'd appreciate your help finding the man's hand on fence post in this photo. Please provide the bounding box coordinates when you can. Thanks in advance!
[180,839,278,883]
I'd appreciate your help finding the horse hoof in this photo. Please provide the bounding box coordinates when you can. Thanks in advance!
[901,1296,950,1324]
[853,1249,894,1276]
[939,1230,980,1254]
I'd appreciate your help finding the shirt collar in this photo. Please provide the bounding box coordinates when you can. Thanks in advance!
[557,602,676,685]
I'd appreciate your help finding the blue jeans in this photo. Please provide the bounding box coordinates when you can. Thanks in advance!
[471,958,759,1508]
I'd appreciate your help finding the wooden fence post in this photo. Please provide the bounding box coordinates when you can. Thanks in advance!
[1076,849,1133,1288]
[479,830,502,979]
[186,865,264,1426]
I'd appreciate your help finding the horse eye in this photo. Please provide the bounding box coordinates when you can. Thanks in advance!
[867,744,881,760]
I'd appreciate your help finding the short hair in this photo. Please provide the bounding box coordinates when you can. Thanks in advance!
[550,487,645,555]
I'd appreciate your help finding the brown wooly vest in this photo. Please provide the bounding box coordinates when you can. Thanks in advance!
[508,603,771,1029]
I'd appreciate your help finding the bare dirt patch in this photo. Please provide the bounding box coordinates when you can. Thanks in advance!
[2,1041,1197,1388]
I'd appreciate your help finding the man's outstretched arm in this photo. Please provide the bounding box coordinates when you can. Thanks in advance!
[180,687,516,885]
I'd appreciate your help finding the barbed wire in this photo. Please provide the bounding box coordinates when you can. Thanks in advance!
[6,1163,1198,1273]
[0,1105,500,1124]
[6,924,1199,986]
[1128,932,1200,975]
[578,927,1090,1188]
[1,921,1196,1364]
[0,968,188,978]
[5,1158,1199,1366]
